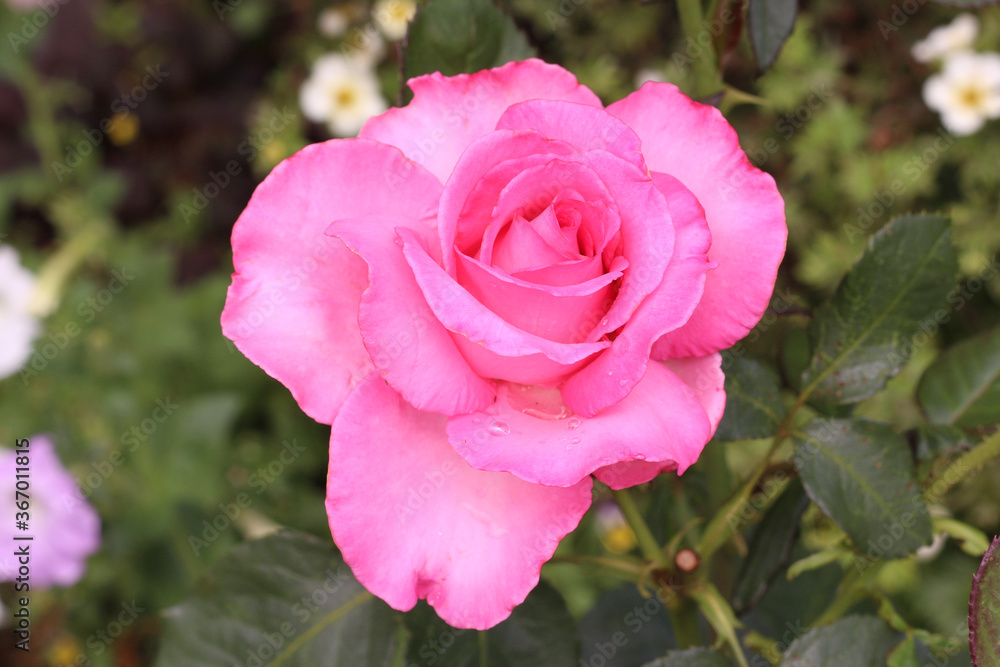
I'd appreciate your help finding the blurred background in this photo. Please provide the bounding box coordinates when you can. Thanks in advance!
[0,0,998,664]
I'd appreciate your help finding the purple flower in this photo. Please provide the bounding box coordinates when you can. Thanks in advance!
[0,436,100,588]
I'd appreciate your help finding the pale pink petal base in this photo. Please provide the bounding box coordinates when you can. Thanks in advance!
[327,375,593,630]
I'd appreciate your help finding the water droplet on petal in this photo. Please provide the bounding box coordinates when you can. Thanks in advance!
[488,420,510,436]
[566,445,573,450]
[393,236,403,247]
[571,437,581,444]
[567,417,582,430]
[472,416,482,424]
[634,454,646,460]
[619,378,629,388]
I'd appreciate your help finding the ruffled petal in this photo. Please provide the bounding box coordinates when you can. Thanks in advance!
[594,354,725,489]
[327,375,593,630]
[360,59,601,183]
[222,139,442,424]
[447,361,713,487]
[608,83,787,359]
[328,220,496,416]
[495,99,646,168]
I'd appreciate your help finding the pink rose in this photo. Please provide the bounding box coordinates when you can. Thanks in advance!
[222,59,785,629]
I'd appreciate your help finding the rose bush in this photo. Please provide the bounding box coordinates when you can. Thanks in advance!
[221,59,785,629]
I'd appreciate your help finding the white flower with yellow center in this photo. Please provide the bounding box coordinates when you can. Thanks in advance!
[299,54,387,137]
[923,51,1000,136]
[912,14,979,64]
[0,245,40,380]
[373,0,416,41]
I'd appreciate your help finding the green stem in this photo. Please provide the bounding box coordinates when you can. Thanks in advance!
[549,554,644,580]
[270,591,373,666]
[667,596,702,649]
[675,0,721,98]
[925,429,1000,501]
[612,488,664,564]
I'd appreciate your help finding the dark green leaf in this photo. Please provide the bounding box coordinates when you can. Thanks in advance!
[918,327,1000,427]
[802,215,957,411]
[404,0,534,82]
[780,615,900,666]
[577,585,676,666]
[644,647,734,666]
[749,0,798,73]
[716,356,787,441]
[405,581,578,666]
[732,478,809,612]
[793,418,932,558]
[155,531,397,667]
[970,536,1000,667]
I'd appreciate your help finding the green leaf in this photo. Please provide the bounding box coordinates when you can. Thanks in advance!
[749,0,798,73]
[405,581,578,666]
[917,327,1000,427]
[716,356,787,441]
[155,530,398,666]
[801,215,957,411]
[888,636,918,667]
[793,418,933,558]
[779,615,900,666]
[577,585,675,666]
[644,647,734,666]
[404,0,534,82]
[732,478,809,611]
[786,544,852,581]
[970,536,1000,667]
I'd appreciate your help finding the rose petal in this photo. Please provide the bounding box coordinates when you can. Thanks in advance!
[496,99,646,169]
[399,227,608,386]
[455,252,620,343]
[607,83,787,358]
[561,173,712,416]
[593,354,725,489]
[447,361,713,487]
[360,59,601,184]
[327,374,593,630]
[437,130,577,274]
[222,139,441,424]
[327,220,496,416]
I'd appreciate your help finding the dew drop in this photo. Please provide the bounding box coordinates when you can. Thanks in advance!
[566,445,573,451]
[571,437,581,444]
[634,454,646,460]
[567,417,582,430]
[393,236,403,247]
[487,420,510,436]
[472,416,483,424]
[618,378,629,388]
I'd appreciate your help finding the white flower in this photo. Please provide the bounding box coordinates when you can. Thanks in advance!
[912,13,979,63]
[923,51,1000,136]
[342,27,387,68]
[634,68,666,89]
[318,8,350,38]
[0,245,39,380]
[373,0,416,41]
[299,54,387,137]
